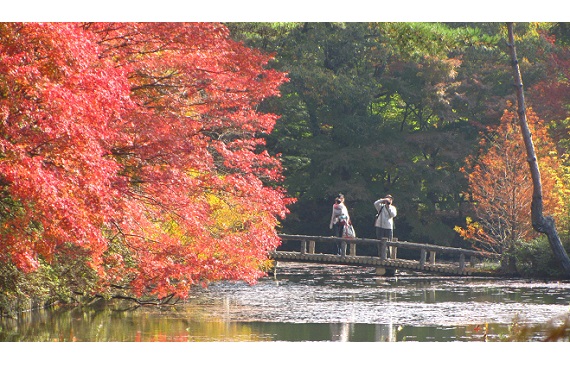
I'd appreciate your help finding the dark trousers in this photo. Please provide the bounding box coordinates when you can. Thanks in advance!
[375,227,393,241]
[333,222,346,256]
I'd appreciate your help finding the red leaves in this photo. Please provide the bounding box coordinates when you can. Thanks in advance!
[1,23,128,271]
[528,33,570,125]
[1,22,293,298]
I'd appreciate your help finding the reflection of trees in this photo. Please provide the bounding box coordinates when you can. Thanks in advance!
[0,303,268,341]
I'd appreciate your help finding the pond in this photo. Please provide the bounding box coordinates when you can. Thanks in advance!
[2,262,569,343]
[3,261,569,370]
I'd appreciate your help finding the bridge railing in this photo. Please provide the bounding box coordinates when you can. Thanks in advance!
[277,234,501,271]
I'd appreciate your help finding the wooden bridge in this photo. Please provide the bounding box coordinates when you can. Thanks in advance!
[270,234,502,277]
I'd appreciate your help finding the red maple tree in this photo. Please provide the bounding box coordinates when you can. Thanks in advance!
[0,22,293,299]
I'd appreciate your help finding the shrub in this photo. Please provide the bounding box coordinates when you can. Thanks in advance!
[513,236,569,278]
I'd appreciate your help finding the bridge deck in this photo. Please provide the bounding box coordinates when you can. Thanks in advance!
[271,234,501,277]
[270,251,488,276]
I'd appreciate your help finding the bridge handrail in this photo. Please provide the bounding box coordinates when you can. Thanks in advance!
[277,234,500,259]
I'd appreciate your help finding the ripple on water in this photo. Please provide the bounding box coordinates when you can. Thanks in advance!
[192,262,570,327]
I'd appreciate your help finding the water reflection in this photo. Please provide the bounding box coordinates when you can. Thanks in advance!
[329,323,349,341]
[1,262,570,341]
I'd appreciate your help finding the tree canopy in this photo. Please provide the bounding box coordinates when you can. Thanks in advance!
[0,22,292,301]
[228,22,570,254]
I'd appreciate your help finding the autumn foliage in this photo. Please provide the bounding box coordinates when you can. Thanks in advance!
[455,102,568,254]
[0,23,293,299]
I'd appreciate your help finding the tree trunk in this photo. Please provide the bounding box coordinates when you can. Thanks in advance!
[506,22,570,275]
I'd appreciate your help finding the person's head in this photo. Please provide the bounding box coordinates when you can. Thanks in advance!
[384,195,393,205]
[338,193,344,201]
[335,197,342,204]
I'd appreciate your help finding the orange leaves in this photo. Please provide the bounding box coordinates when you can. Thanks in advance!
[456,103,567,253]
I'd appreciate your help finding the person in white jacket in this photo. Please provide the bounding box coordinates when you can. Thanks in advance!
[374,194,397,241]
[330,193,350,255]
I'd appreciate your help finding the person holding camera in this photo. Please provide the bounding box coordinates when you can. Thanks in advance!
[374,194,397,241]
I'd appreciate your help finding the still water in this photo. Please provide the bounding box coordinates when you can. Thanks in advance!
[1,262,570,342]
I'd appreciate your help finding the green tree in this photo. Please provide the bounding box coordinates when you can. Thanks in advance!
[229,22,495,245]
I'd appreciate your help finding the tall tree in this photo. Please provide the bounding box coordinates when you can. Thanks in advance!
[0,22,292,300]
[455,104,566,258]
[506,22,570,275]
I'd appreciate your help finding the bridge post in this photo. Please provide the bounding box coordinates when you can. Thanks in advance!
[349,243,356,256]
[429,251,436,264]
[459,253,466,272]
[301,240,307,255]
[390,238,398,259]
[420,249,427,268]
[309,240,316,254]
[379,238,388,260]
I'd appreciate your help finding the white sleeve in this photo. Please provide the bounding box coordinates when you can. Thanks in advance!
[374,199,383,212]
